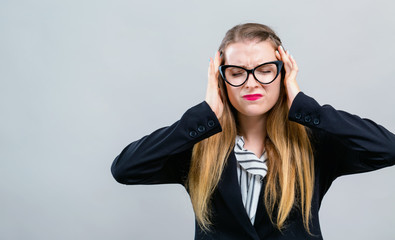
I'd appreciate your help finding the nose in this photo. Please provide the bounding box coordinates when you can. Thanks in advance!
[244,72,259,88]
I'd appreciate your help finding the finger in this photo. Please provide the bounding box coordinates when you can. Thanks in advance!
[275,50,281,60]
[208,57,219,85]
[286,52,298,71]
[214,51,221,72]
[289,55,298,71]
[278,46,290,64]
[288,55,299,80]
[208,57,214,78]
[278,46,291,73]
[278,45,287,57]
[278,46,294,73]
[286,50,294,68]
[284,49,292,63]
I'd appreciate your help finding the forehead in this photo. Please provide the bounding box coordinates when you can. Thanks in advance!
[224,40,277,67]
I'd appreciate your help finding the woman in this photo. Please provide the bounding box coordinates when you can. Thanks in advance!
[111,23,395,239]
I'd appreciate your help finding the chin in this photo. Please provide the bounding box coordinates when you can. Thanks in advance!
[238,105,272,117]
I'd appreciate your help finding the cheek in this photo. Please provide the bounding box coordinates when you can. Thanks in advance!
[225,85,239,107]
[269,79,282,95]
[265,80,282,104]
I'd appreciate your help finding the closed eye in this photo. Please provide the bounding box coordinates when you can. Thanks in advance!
[257,70,271,74]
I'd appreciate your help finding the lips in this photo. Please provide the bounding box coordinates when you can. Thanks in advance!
[242,94,263,101]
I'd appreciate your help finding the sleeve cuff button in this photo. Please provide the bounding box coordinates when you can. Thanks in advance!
[295,113,302,119]
[189,131,197,137]
[313,118,320,125]
[304,116,311,122]
[198,125,206,132]
[208,120,215,127]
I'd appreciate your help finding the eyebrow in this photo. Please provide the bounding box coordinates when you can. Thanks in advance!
[226,60,277,68]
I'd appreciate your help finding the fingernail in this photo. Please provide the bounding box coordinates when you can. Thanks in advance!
[280,46,284,50]
[291,55,294,59]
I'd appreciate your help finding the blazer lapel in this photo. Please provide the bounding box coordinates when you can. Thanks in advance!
[217,151,258,239]
[253,179,277,238]
[253,179,267,227]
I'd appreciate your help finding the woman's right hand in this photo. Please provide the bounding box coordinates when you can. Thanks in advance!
[205,51,224,119]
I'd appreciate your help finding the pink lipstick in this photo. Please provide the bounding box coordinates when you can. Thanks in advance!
[243,94,263,101]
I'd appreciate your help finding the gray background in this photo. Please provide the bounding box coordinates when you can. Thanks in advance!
[1,0,394,239]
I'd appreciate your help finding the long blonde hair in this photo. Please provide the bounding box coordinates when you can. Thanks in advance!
[186,23,314,233]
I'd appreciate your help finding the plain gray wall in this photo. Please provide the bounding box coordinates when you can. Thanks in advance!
[1,0,394,239]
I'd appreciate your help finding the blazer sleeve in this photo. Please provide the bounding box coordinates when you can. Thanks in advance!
[288,92,395,178]
[111,101,222,185]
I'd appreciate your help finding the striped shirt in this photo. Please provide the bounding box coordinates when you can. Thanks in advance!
[234,135,268,224]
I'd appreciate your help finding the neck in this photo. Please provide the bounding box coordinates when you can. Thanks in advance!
[237,114,267,157]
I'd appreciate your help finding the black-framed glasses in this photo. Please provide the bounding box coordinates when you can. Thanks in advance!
[219,60,283,87]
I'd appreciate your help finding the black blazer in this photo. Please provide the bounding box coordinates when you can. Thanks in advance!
[111,92,395,240]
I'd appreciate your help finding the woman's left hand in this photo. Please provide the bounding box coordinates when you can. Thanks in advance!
[275,46,301,109]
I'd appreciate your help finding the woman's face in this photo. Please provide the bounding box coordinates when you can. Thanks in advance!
[224,40,281,119]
